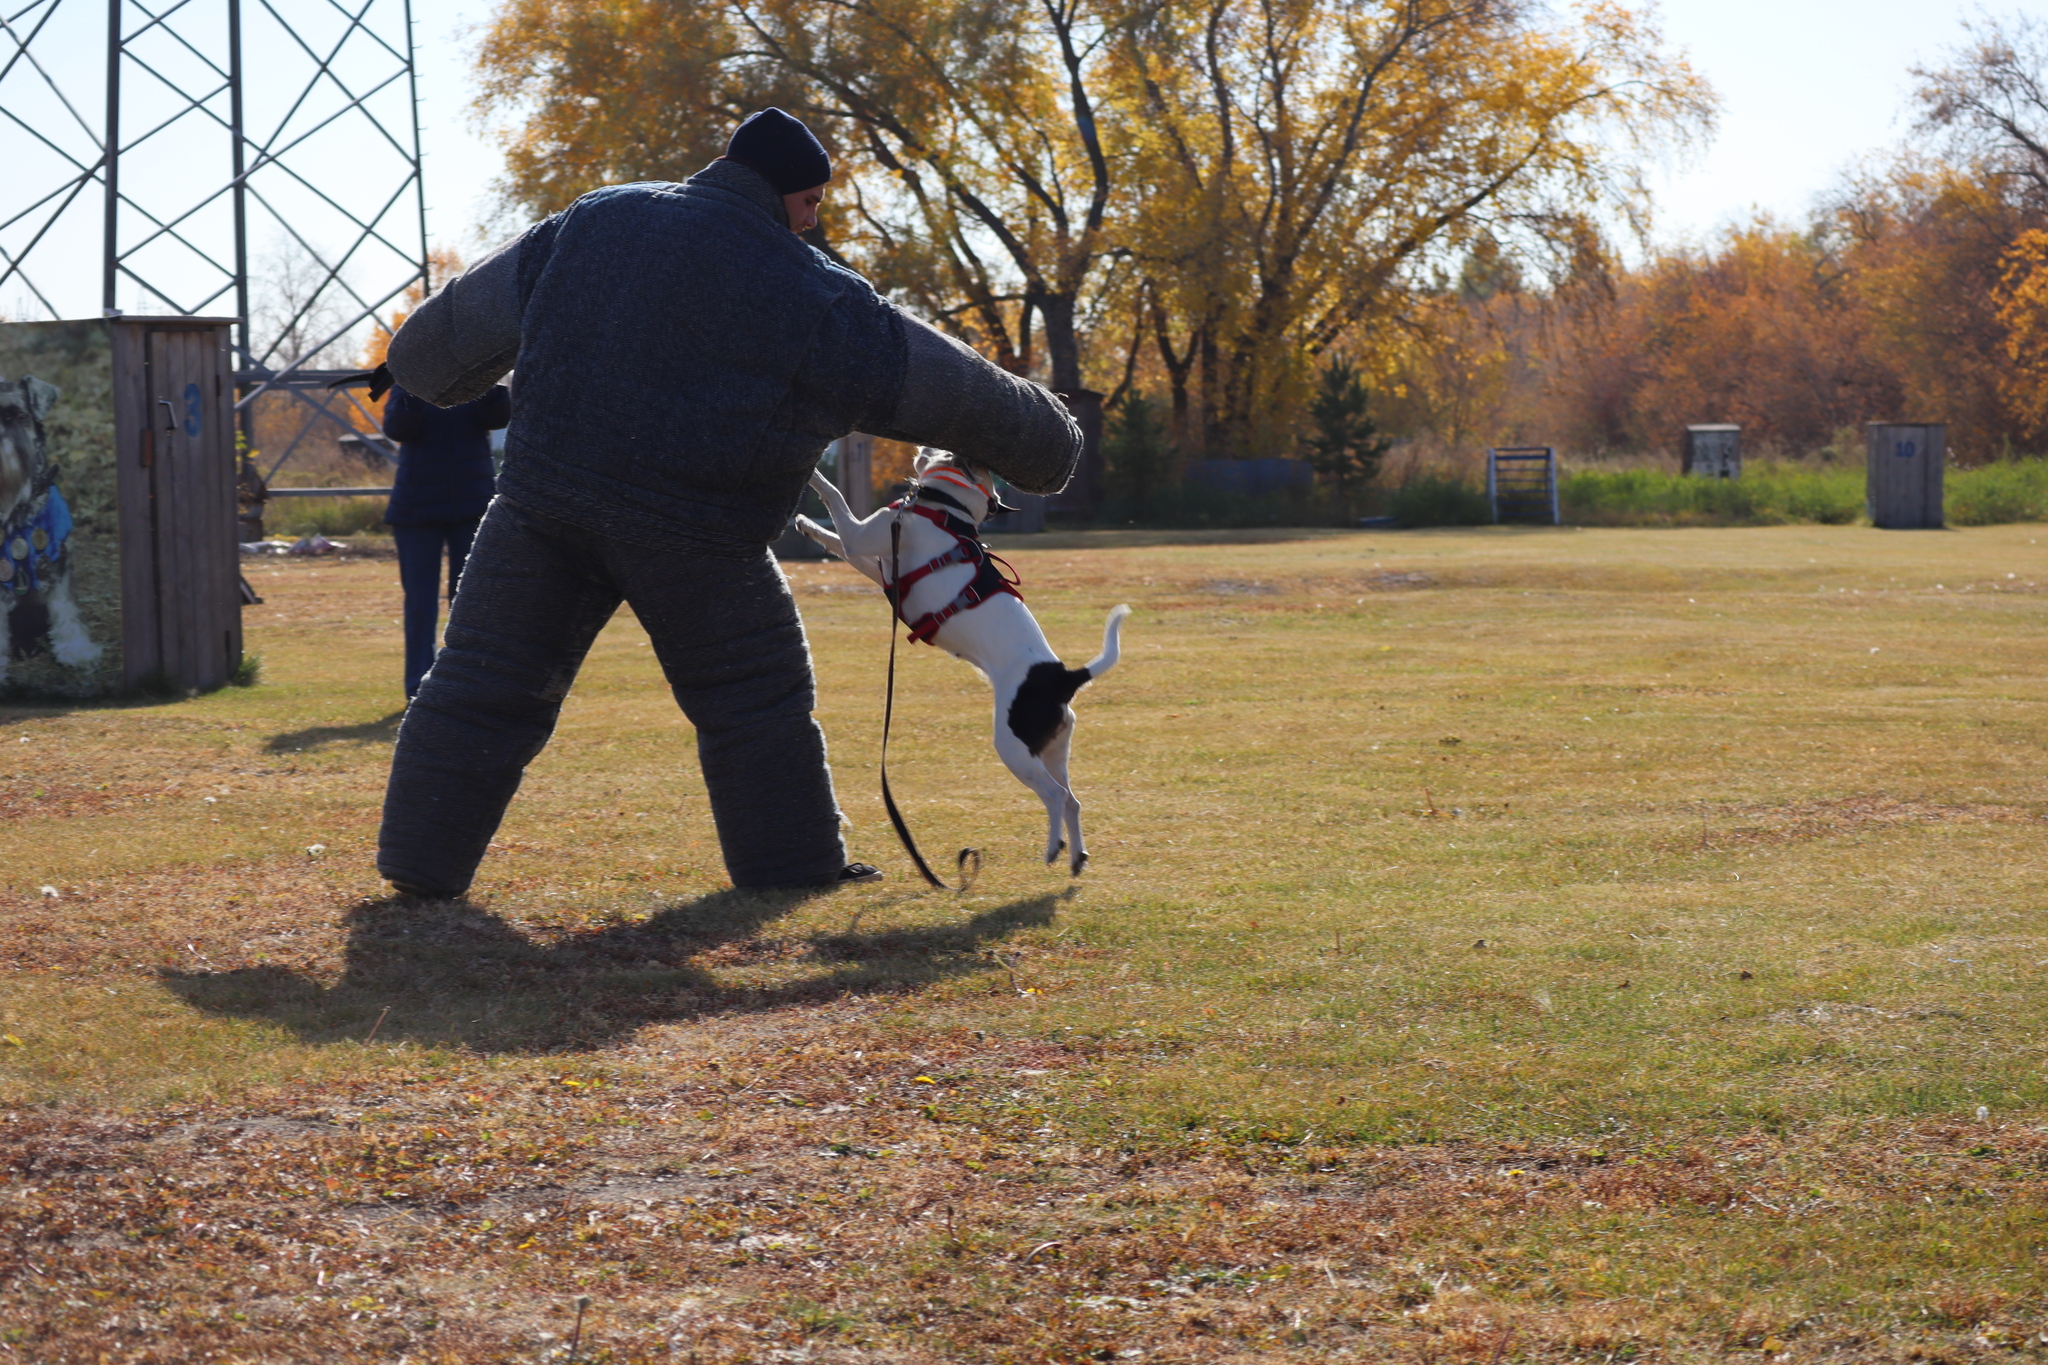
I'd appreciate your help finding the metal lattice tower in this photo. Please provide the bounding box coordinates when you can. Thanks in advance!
[1,0,428,463]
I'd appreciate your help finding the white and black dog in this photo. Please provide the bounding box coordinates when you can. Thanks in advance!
[797,450,1129,873]
[0,375,102,680]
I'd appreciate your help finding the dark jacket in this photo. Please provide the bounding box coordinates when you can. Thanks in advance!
[380,384,509,525]
[385,158,1080,554]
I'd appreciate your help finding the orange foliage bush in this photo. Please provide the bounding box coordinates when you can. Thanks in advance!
[1379,166,2046,464]
[1995,228,2048,432]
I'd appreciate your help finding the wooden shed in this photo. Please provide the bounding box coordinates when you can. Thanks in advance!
[1865,423,1944,529]
[0,316,241,697]
[1683,424,1740,479]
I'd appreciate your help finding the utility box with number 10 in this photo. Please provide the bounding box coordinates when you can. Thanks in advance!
[1865,422,1944,530]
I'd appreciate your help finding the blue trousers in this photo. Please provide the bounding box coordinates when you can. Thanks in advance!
[376,497,846,893]
[393,519,479,700]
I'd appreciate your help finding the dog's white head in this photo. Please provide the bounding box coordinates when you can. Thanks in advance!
[913,447,1002,523]
[0,376,61,517]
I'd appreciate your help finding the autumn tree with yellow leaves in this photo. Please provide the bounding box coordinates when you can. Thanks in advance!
[1111,0,1711,453]
[473,0,1711,450]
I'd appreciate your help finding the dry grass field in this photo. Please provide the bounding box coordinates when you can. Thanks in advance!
[2,523,2045,1363]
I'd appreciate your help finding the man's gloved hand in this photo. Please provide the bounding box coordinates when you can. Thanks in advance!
[324,363,395,402]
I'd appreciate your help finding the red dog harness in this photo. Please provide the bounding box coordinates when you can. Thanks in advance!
[884,495,1023,645]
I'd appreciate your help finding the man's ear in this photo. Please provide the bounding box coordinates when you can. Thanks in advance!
[23,377,60,423]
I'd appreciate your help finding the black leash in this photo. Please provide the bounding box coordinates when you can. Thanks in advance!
[880,514,981,892]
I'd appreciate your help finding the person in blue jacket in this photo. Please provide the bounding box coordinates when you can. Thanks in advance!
[380,382,510,699]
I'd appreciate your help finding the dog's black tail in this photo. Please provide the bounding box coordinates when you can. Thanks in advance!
[1006,605,1131,756]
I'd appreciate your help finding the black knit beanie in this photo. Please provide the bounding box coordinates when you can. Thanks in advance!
[724,108,832,195]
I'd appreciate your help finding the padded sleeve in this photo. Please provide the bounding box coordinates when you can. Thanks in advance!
[870,315,1082,494]
[385,233,526,408]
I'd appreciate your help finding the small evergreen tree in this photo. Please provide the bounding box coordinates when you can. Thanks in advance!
[1302,358,1393,513]
[1103,392,1175,518]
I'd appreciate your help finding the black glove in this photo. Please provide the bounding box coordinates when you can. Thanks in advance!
[325,362,395,402]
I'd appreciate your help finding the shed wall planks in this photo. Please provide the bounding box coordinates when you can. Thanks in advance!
[112,323,157,688]
[142,324,239,691]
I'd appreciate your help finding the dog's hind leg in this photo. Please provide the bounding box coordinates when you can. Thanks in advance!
[1039,709,1087,874]
[994,722,1073,866]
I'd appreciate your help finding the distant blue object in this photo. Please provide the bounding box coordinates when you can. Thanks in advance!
[1185,458,1312,497]
[1356,515,1400,529]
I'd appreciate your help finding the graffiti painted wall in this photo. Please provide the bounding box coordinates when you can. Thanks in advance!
[0,320,123,697]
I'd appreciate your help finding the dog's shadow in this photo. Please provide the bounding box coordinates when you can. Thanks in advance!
[163,886,1065,1054]
[263,709,407,754]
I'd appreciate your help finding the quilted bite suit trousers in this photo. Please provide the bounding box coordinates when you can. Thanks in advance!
[376,496,846,893]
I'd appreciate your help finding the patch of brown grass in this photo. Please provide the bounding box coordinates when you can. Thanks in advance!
[1710,797,2039,848]
[5,1028,2044,1362]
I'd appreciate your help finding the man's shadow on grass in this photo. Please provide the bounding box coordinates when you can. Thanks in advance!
[263,709,407,754]
[162,885,1064,1054]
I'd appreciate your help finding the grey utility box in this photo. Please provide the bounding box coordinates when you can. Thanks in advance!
[1683,424,1740,478]
[1865,423,1944,529]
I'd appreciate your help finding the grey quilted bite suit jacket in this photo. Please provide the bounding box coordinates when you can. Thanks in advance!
[387,158,1081,554]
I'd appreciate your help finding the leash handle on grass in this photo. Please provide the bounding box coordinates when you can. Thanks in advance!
[881,515,980,893]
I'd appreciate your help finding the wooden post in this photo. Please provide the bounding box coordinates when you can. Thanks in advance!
[1865,423,1944,529]
[841,432,874,517]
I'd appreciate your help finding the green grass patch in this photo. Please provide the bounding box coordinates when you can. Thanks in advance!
[266,494,393,538]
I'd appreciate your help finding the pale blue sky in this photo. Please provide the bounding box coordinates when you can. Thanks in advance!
[1635,0,1990,250]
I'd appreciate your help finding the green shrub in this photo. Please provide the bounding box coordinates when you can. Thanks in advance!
[1562,462,1861,526]
[1947,459,2048,525]
[1391,474,1491,527]
[1103,393,1178,516]
[266,496,392,538]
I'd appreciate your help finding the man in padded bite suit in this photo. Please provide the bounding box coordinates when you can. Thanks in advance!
[374,107,1080,897]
